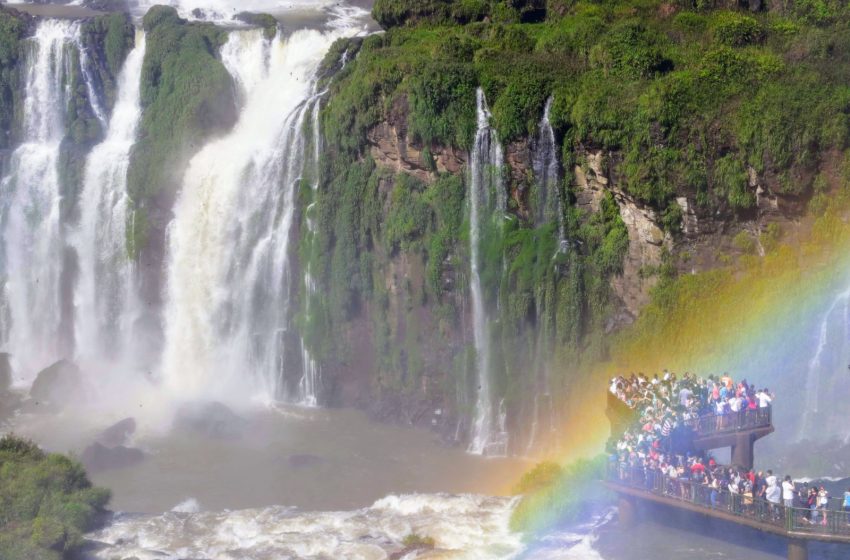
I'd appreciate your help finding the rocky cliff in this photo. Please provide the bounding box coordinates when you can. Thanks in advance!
[303,0,850,453]
[0,0,848,456]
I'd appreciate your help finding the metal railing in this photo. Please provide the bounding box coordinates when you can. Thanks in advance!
[688,406,772,437]
[608,463,850,538]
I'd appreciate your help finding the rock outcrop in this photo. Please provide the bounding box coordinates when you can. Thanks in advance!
[81,442,144,472]
[367,98,467,185]
[97,417,136,447]
[574,151,671,318]
[29,360,86,410]
[173,401,248,439]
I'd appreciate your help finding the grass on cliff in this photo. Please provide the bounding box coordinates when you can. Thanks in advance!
[330,0,850,214]
[0,435,110,560]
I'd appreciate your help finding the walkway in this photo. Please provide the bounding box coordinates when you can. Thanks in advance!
[607,464,850,544]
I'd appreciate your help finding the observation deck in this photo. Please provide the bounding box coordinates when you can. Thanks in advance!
[605,393,849,560]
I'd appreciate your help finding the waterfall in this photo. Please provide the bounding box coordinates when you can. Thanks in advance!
[72,31,147,369]
[297,98,323,407]
[532,96,567,251]
[0,20,80,375]
[161,25,358,403]
[800,287,850,440]
[78,42,108,131]
[468,88,508,456]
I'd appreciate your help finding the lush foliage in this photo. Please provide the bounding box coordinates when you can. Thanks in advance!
[0,435,110,560]
[359,0,850,212]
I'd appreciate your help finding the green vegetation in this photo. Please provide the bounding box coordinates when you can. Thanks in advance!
[0,8,24,149]
[0,435,110,560]
[126,6,234,257]
[354,0,850,211]
[510,455,611,535]
[401,533,437,548]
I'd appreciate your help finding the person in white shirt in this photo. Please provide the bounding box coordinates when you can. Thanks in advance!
[757,389,772,408]
[766,471,780,503]
[729,395,742,413]
[782,476,795,508]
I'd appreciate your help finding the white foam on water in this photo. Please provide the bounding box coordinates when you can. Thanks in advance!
[89,494,525,559]
[171,497,201,513]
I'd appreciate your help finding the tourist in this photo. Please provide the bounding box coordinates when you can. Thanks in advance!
[817,486,829,526]
[807,487,818,524]
[783,476,795,509]
[766,471,781,519]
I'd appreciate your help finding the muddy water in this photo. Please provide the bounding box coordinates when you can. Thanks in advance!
[8,404,529,513]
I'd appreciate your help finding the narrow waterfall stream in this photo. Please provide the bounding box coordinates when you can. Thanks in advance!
[533,96,567,250]
[468,88,508,456]
[0,20,82,375]
[297,99,323,407]
[801,286,850,441]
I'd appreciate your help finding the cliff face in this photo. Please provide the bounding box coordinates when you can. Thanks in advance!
[305,0,850,453]
[0,0,847,455]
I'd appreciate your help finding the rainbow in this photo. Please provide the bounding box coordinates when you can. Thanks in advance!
[507,204,850,543]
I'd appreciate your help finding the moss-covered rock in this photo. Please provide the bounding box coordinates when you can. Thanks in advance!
[234,12,279,40]
[126,6,235,265]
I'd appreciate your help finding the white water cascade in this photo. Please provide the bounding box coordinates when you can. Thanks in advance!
[161,23,361,404]
[0,20,81,375]
[72,31,147,370]
[800,286,850,441]
[468,88,508,456]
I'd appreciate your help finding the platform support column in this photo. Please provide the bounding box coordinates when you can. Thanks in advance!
[618,494,638,528]
[787,538,808,560]
[731,432,755,470]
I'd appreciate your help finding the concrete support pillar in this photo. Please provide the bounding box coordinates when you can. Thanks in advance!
[787,538,808,560]
[731,432,754,470]
[618,494,638,528]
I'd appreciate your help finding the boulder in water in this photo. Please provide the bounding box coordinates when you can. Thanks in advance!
[29,359,85,409]
[98,417,136,447]
[81,442,144,472]
[174,401,248,439]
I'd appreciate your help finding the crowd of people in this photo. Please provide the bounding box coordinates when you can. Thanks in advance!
[607,370,850,527]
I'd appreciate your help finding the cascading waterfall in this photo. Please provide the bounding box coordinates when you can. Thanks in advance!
[0,20,81,375]
[532,96,566,251]
[72,31,147,369]
[800,286,850,441]
[161,24,359,403]
[468,88,508,456]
